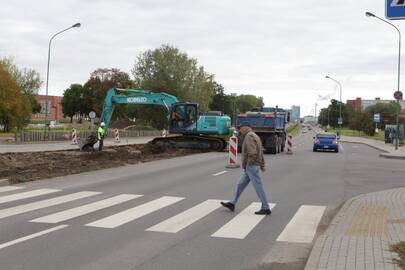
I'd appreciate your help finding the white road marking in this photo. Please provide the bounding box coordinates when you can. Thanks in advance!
[213,171,228,176]
[276,205,326,243]
[0,191,101,219]
[0,189,60,204]
[0,186,25,193]
[339,143,344,152]
[86,196,184,228]
[147,199,222,233]
[0,225,68,251]
[30,194,142,224]
[211,202,276,239]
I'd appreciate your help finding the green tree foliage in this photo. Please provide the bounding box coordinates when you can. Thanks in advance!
[348,111,375,136]
[0,58,42,114]
[0,63,31,131]
[236,94,264,113]
[209,82,232,114]
[131,44,215,128]
[61,84,84,123]
[83,68,132,116]
[364,102,401,129]
[318,99,354,128]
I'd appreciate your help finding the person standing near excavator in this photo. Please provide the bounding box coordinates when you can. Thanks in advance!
[98,122,106,151]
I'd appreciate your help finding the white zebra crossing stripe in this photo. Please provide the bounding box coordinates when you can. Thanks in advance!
[276,205,325,243]
[146,199,222,233]
[0,186,25,193]
[211,202,276,239]
[30,194,142,224]
[86,196,184,229]
[0,225,68,251]
[0,189,60,204]
[0,191,101,219]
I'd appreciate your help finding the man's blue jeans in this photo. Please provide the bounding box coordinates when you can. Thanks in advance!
[230,164,270,210]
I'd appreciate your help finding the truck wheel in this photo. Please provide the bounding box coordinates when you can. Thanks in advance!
[266,147,277,154]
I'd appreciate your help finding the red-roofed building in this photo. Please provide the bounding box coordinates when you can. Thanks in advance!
[31,95,64,121]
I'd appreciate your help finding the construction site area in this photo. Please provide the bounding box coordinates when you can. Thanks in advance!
[0,143,207,184]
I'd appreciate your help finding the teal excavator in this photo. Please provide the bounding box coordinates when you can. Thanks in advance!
[95,88,231,151]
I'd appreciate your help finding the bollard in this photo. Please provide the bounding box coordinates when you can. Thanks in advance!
[226,135,240,168]
[286,134,293,154]
[114,129,120,143]
[71,128,78,145]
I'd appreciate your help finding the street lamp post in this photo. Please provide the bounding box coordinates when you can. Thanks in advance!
[366,11,401,150]
[325,76,343,132]
[230,93,237,127]
[44,23,81,130]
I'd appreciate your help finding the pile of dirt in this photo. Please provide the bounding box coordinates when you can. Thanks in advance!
[0,144,207,184]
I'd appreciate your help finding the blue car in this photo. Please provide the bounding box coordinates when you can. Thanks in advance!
[313,133,339,152]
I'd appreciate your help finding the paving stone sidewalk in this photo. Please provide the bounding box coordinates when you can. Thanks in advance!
[305,188,405,270]
[340,136,405,160]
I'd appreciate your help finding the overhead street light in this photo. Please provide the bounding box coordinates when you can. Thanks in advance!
[365,11,401,150]
[325,75,343,133]
[44,23,81,132]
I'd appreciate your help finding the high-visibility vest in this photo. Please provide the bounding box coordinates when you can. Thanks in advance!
[98,127,105,140]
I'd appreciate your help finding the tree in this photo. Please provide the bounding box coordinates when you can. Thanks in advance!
[131,44,216,128]
[0,58,42,113]
[318,99,354,128]
[0,63,31,131]
[365,102,401,129]
[348,111,375,136]
[236,94,264,113]
[61,84,84,123]
[83,68,132,116]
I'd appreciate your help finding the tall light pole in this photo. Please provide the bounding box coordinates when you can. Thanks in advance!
[230,93,237,127]
[319,95,331,129]
[325,75,343,132]
[44,23,81,128]
[366,11,401,150]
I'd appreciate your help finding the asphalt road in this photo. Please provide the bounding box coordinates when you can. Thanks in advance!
[1,130,404,270]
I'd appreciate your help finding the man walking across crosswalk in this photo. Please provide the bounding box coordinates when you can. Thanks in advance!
[221,122,271,215]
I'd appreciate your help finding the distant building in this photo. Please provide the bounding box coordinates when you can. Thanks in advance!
[32,95,64,121]
[303,115,317,123]
[290,105,301,122]
[347,97,405,112]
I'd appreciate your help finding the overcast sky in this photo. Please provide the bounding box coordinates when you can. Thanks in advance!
[1,0,404,115]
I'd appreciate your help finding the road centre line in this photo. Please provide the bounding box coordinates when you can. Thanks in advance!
[212,202,276,239]
[276,205,326,243]
[0,225,68,251]
[0,186,25,193]
[0,191,101,219]
[213,171,228,176]
[30,194,142,224]
[0,189,60,204]
[146,199,222,233]
[86,196,184,228]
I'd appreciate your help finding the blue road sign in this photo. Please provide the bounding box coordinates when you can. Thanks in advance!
[394,90,403,100]
[374,113,381,123]
[386,0,405,20]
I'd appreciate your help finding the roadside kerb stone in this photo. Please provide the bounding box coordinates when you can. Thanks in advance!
[304,187,405,270]
[340,136,405,160]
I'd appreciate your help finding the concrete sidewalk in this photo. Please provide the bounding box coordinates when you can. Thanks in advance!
[305,188,405,270]
[0,136,157,153]
[341,136,405,160]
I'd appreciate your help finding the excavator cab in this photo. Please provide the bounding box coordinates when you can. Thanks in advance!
[169,103,198,134]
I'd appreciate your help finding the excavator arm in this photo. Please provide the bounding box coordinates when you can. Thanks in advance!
[100,88,179,132]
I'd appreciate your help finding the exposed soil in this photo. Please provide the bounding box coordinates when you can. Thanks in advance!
[0,144,207,184]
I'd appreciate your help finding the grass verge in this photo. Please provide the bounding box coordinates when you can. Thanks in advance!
[390,242,405,269]
[286,123,300,136]
[327,128,385,141]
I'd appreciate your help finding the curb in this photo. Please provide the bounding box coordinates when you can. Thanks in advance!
[379,152,405,160]
[339,140,389,153]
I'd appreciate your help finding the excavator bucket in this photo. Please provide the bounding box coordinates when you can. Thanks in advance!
[79,134,98,151]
